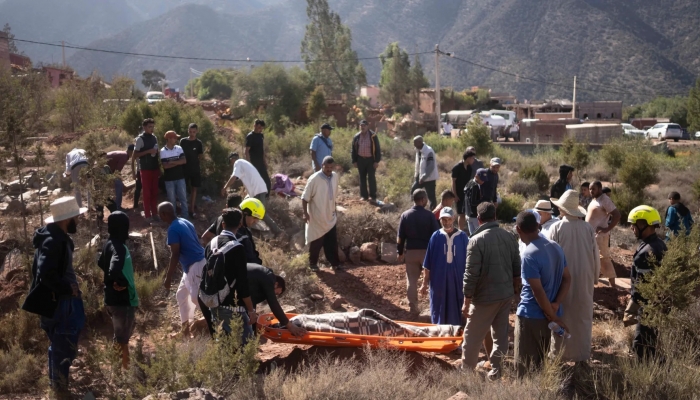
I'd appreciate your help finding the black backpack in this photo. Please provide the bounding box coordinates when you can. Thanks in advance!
[199,234,241,309]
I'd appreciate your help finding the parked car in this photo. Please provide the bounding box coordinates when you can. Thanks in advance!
[695,131,700,139]
[622,123,645,137]
[681,128,690,140]
[146,91,166,104]
[646,123,683,142]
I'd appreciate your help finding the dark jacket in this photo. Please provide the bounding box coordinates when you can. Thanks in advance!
[351,131,381,163]
[238,264,289,325]
[98,212,137,307]
[204,232,250,306]
[206,217,262,264]
[464,179,483,218]
[631,234,667,304]
[397,205,440,255]
[22,224,75,318]
[550,165,574,216]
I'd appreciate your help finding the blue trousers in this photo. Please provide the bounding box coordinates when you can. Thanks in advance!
[211,307,253,346]
[40,297,86,391]
[165,178,189,218]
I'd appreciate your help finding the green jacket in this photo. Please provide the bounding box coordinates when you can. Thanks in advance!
[463,221,521,304]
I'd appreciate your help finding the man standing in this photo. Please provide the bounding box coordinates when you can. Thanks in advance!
[533,200,559,236]
[465,147,485,181]
[310,123,334,173]
[351,120,381,202]
[628,205,666,360]
[412,136,440,209]
[665,191,694,239]
[64,148,89,208]
[461,202,520,380]
[452,150,476,231]
[579,182,592,211]
[221,152,282,236]
[105,145,134,211]
[159,202,206,335]
[180,123,204,217]
[22,197,88,397]
[479,158,501,204]
[302,156,340,272]
[547,190,600,362]
[132,118,160,221]
[464,168,489,235]
[245,119,271,193]
[442,120,453,137]
[514,211,571,377]
[397,189,440,314]
[203,208,257,345]
[160,131,189,219]
[98,211,139,370]
[550,165,575,216]
[586,181,621,288]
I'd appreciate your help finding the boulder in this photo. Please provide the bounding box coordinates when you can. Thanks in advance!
[378,202,398,214]
[309,293,324,301]
[446,392,470,400]
[0,199,24,214]
[39,186,49,196]
[331,296,347,309]
[338,233,353,249]
[6,180,22,194]
[360,242,378,262]
[380,243,398,264]
[52,188,62,196]
[349,246,361,264]
[337,246,347,263]
[19,190,38,201]
[282,305,298,313]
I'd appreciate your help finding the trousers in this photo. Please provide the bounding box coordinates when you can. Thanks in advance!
[309,225,339,267]
[175,259,205,324]
[165,179,189,218]
[70,163,88,208]
[140,169,160,218]
[411,179,437,210]
[211,307,254,346]
[514,316,551,377]
[404,249,427,310]
[40,297,86,391]
[461,298,511,378]
[357,157,377,200]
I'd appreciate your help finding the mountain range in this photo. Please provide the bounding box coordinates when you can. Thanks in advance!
[3,0,700,102]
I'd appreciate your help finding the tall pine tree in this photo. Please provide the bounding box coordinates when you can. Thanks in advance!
[687,77,700,133]
[378,42,411,107]
[301,0,365,98]
[408,54,429,109]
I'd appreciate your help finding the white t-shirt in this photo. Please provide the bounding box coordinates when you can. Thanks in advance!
[442,122,453,134]
[232,159,267,197]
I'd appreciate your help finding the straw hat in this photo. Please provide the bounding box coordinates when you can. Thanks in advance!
[45,196,88,224]
[550,190,587,218]
[533,200,553,213]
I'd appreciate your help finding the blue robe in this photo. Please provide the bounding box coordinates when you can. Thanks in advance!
[423,229,469,325]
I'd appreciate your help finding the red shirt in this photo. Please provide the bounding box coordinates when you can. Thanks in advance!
[106,151,129,173]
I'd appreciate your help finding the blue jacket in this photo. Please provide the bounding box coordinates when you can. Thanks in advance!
[665,203,694,238]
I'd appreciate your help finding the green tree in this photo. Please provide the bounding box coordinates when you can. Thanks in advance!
[2,23,20,54]
[307,86,327,121]
[301,0,364,97]
[55,80,93,132]
[459,115,492,156]
[378,42,411,107]
[408,54,429,109]
[196,69,238,100]
[141,69,166,90]
[687,77,700,132]
[232,64,310,130]
[561,136,590,181]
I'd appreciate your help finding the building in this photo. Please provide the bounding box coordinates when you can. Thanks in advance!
[507,100,622,122]
[360,85,380,107]
[43,66,74,88]
[577,101,622,120]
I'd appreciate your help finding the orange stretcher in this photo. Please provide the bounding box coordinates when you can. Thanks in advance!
[257,313,463,353]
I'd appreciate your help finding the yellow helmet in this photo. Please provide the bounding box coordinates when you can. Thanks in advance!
[627,205,661,226]
[240,198,265,220]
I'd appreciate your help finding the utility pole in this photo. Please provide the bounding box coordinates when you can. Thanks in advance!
[435,44,441,134]
[189,67,192,99]
[61,41,66,68]
[572,75,577,119]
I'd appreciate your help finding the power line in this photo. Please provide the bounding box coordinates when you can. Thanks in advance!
[13,37,432,63]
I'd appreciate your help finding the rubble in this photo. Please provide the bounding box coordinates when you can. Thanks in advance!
[380,243,398,264]
[349,246,361,264]
[360,242,378,262]
[142,388,225,400]
[0,199,24,214]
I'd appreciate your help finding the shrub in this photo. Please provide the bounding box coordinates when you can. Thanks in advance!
[618,150,658,194]
[336,205,399,246]
[376,158,414,209]
[0,344,44,393]
[497,193,526,222]
[561,136,590,181]
[458,115,492,156]
[518,163,549,191]
[135,271,163,307]
[269,125,315,160]
[507,179,540,198]
[610,186,646,221]
[0,309,44,353]
[423,133,460,154]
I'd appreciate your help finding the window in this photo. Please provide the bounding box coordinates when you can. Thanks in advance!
[583,113,588,119]
[611,113,615,118]
[596,113,602,119]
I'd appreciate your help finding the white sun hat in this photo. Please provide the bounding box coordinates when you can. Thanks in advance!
[45,196,88,224]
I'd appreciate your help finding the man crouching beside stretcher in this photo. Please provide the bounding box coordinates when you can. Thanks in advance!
[245,263,307,337]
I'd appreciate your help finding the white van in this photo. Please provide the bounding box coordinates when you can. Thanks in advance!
[146,91,166,104]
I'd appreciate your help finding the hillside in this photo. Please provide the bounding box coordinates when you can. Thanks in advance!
[59,0,700,101]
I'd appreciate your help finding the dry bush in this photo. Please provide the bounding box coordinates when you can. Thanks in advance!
[610,225,638,250]
[135,271,163,307]
[339,170,359,190]
[591,319,630,352]
[0,344,45,393]
[0,308,45,353]
[336,205,398,246]
[376,158,414,209]
[586,162,613,183]
[507,179,540,198]
[257,241,318,311]
[266,194,302,233]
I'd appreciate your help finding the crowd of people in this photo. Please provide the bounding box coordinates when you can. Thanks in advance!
[25,117,694,396]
